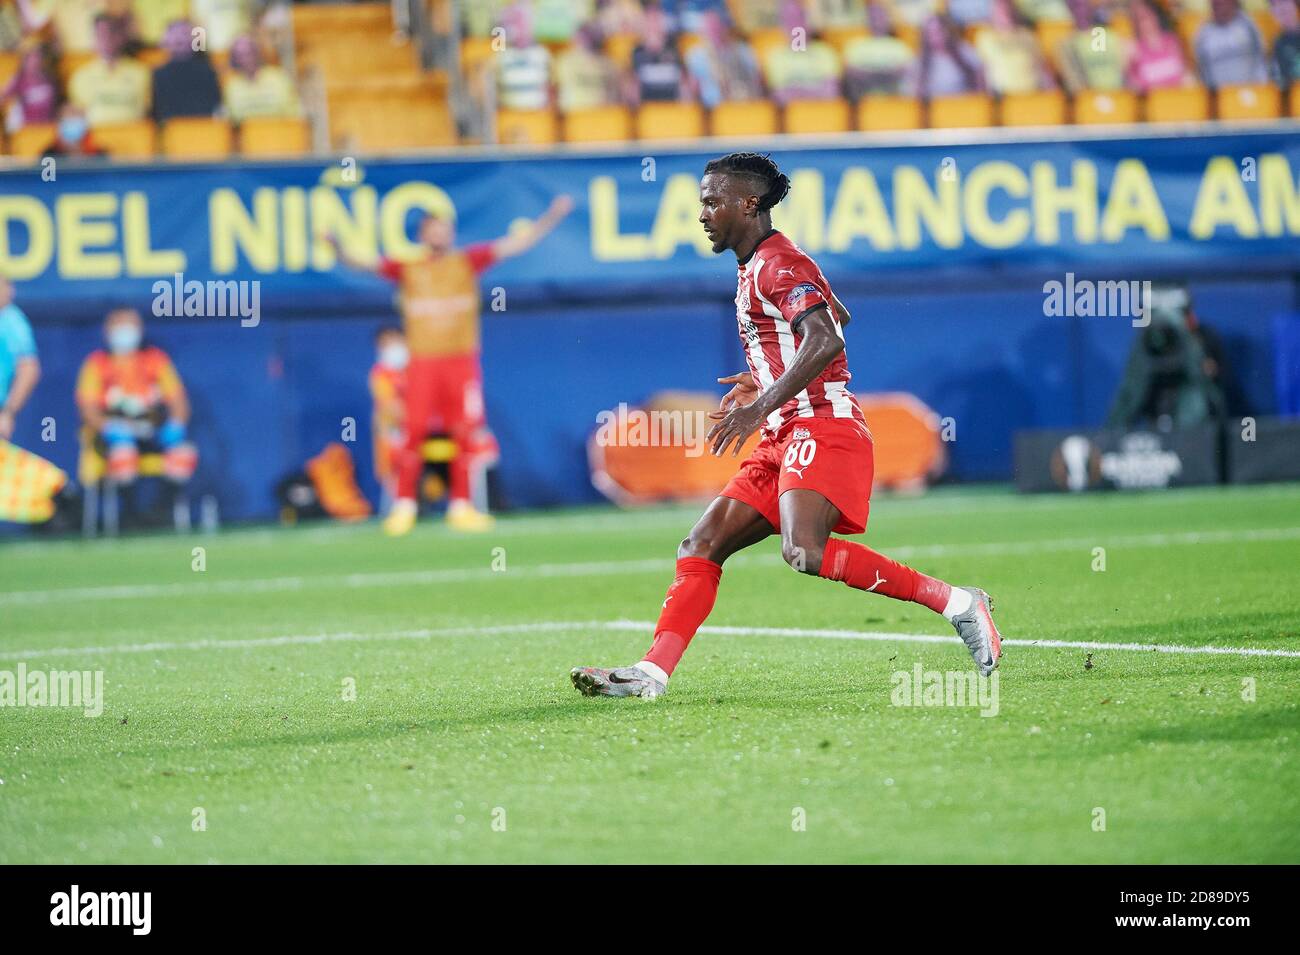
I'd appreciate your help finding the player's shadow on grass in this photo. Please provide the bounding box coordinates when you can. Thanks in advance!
[1133,707,1298,744]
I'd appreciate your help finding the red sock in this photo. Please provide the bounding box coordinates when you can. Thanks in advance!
[819,538,951,614]
[641,557,722,676]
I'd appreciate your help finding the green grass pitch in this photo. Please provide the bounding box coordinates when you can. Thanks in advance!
[2,483,1298,863]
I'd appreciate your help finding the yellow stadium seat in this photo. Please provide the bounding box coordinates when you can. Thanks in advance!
[329,90,456,151]
[678,33,705,59]
[460,35,496,78]
[929,93,994,129]
[92,120,157,158]
[138,47,168,70]
[709,100,779,138]
[1176,13,1207,50]
[823,27,869,56]
[999,90,1067,126]
[1216,83,1281,120]
[240,116,312,156]
[1107,14,1134,39]
[7,123,55,159]
[1292,81,1300,117]
[604,33,640,69]
[1073,89,1138,124]
[784,98,851,134]
[161,117,233,159]
[293,1,391,34]
[0,50,19,89]
[1144,85,1210,122]
[59,51,96,84]
[636,101,705,140]
[750,27,792,68]
[1252,12,1281,50]
[896,23,921,52]
[1035,20,1074,70]
[496,108,558,145]
[562,105,633,143]
[856,95,922,131]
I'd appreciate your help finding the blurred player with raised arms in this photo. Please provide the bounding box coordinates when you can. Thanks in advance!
[572,153,1002,698]
[333,194,573,534]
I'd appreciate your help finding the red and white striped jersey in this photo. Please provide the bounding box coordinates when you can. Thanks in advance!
[733,230,864,439]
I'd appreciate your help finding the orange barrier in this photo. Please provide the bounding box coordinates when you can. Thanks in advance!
[590,390,946,504]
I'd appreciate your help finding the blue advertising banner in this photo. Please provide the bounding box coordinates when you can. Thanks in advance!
[2,126,1299,315]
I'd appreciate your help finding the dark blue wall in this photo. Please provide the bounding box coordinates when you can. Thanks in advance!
[10,268,1295,521]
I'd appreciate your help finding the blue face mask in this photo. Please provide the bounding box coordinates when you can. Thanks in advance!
[59,117,88,145]
[107,325,141,355]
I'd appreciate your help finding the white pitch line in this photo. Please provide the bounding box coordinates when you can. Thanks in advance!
[601,621,1300,659]
[3,525,1300,608]
[3,618,1298,661]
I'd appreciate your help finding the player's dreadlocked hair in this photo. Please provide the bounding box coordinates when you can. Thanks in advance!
[704,152,791,212]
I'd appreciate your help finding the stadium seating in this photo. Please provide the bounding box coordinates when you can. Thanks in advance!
[1073,89,1139,125]
[91,121,158,159]
[999,90,1068,127]
[857,96,922,132]
[1144,86,1211,123]
[497,108,559,145]
[240,117,312,157]
[0,50,18,88]
[929,94,995,129]
[604,33,640,69]
[563,105,634,143]
[1216,84,1282,121]
[709,100,779,138]
[161,118,234,160]
[784,98,852,135]
[8,124,55,160]
[1292,82,1300,118]
[636,102,706,140]
[329,88,456,151]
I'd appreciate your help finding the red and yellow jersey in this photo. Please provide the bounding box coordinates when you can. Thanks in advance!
[368,363,405,432]
[76,347,184,418]
[378,243,497,358]
[734,229,865,440]
[368,362,406,480]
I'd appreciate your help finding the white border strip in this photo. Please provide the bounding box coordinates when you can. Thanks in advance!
[3,618,1297,660]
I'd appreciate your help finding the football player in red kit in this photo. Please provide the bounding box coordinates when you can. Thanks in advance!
[572,152,1001,699]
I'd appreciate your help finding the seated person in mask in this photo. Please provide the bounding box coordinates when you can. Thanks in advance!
[1107,283,1226,432]
[368,326,409,502]
[43,104,107,158]
[75,308,197,485]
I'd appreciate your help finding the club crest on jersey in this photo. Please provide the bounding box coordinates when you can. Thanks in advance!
[786,283,817,307]
[735,277,752,317]
[792,427,811,440]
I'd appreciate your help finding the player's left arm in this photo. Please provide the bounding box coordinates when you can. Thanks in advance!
[707,307,843,456]
[489,194,575,261]
[831,292,851,327]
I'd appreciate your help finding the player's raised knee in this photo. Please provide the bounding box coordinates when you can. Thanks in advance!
[678,533,714,560]
[782,539,823,575]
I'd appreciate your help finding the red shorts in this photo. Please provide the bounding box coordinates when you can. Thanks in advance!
[405,353,497,458]
[721,417,874,535]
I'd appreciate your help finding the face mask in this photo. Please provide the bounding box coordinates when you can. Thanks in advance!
[59,117,88,145]
[379,343,409,371]
[107,325,142,354]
